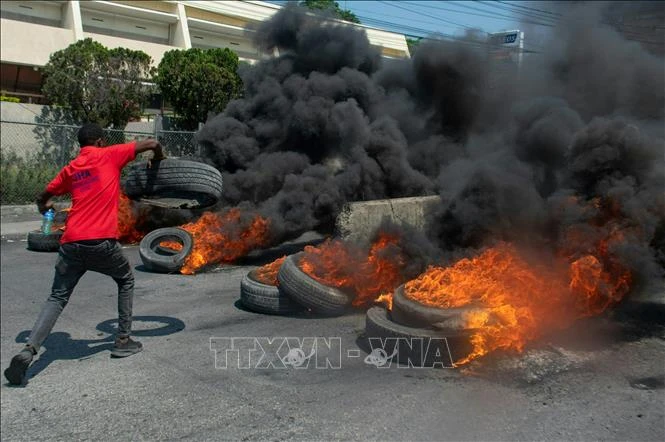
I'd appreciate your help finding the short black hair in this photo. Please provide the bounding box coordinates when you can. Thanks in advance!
[77,123,105,147]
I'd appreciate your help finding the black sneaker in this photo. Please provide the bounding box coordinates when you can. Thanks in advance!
[4,347,35,385]
[111,336,143,358]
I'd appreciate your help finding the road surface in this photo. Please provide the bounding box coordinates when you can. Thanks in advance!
[1,239,663,441]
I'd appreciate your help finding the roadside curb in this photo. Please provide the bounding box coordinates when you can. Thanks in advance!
[1,204,37,217]
[1,204,69,241]
[1,221,42,241]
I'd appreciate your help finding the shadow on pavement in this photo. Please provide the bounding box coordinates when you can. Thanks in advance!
[96,315,186,337]
[9,316,185,386]
[12,330,114,386]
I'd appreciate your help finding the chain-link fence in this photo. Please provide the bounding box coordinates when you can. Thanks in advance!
[0,120,198,204]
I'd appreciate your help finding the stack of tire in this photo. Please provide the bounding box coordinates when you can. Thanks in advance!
[364,285,477,367]
[240,252,353,316]
[240,252,477,366]
[124,159,224,272]
[124,158,224,234]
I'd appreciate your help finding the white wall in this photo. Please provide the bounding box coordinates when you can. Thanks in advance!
[0,18,76,66]
[80,8,171,45]
[82,32,177,66]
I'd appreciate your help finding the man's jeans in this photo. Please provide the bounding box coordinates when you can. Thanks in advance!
[27,239,134,351]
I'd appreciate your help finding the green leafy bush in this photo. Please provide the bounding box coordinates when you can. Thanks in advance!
[155,48,242,130]
[0,95,21,103]
[0,153,62,204]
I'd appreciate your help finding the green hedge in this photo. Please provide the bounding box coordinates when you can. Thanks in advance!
[0,95,21,103]
[0,154,61,204]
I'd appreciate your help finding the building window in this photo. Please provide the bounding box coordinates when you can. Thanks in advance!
[0,63,47,104]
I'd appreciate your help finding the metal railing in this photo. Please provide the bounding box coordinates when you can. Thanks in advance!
[0,120,198,204]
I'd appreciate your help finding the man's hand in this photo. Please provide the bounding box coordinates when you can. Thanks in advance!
[136,137,166,168]
[147,157,164,169]
[36,191,55,215]
[135,138,165,157]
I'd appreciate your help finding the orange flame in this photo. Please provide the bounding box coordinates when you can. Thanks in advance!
[376,292,394,310]
[402,238,631,366]
[118,193,144,244]
[299,233,406,307]
[254,256,286,286]
[177,209,270,274]
[159,241,183,251]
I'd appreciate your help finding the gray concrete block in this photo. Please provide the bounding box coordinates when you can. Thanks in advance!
[335,195,440,241]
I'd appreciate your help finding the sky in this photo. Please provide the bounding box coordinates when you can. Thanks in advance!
[263,1,560,39]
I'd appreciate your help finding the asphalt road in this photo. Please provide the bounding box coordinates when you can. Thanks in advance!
[1,238,664,441]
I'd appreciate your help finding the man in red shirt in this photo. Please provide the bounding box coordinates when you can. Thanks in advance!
[5,123,164,385]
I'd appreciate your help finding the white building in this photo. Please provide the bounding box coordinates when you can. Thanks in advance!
[0,0,411,103]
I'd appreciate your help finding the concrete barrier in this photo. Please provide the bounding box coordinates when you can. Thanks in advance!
[335,195,440,241]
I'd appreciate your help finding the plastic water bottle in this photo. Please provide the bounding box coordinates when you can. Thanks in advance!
[41,209,55,234]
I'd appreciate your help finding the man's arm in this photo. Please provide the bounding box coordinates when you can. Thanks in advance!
[36,190,55,215]
[135,138,165,160]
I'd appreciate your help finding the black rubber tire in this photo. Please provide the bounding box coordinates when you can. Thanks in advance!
[139,227,193,273]
[240,270,305,315]
[364,306,473,367]
[53,210,68,224]
[391,284,480,331]
[122,159,223,209]
[277,253,353,316]
[155,244,180,255]
[26,230,63,252]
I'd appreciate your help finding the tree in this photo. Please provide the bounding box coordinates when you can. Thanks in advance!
[300,0,361,23]
[406,37,423,56]
[154,48,242,130]
[41,38,154,128]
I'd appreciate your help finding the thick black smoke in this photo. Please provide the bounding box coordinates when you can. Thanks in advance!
[196,1,664,286]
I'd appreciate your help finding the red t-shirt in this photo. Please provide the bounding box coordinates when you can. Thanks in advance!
[46,142,136,244]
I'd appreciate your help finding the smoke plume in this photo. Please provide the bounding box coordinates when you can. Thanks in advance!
[196,1,664,286]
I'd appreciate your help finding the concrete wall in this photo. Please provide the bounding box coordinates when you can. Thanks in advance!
[0,103,60,158]
[335,196,440,241]
[0,19,76,66]
[1,1,410,71]
[82,32,175,67]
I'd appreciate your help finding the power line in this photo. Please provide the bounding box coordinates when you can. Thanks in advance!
[374,1,546,52]
[476,1,559,23]
[489,0,665,31]
[270,1,660,51]
[377,1,477,31]
[352,7,488,33]
[403,0,556,27]
[455,1,558,24]
[358,15,543,54]
[499,1,561,17]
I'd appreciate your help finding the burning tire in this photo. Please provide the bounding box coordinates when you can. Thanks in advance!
[26,230,63,252]
[391,284,479,331]
[364,306,472,367]
[277,253,352,316]
[139,227,193,273]
[122,159,223,209]
[240,270,304,315]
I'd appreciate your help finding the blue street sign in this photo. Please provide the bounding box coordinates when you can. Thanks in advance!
[504,33,518,44]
